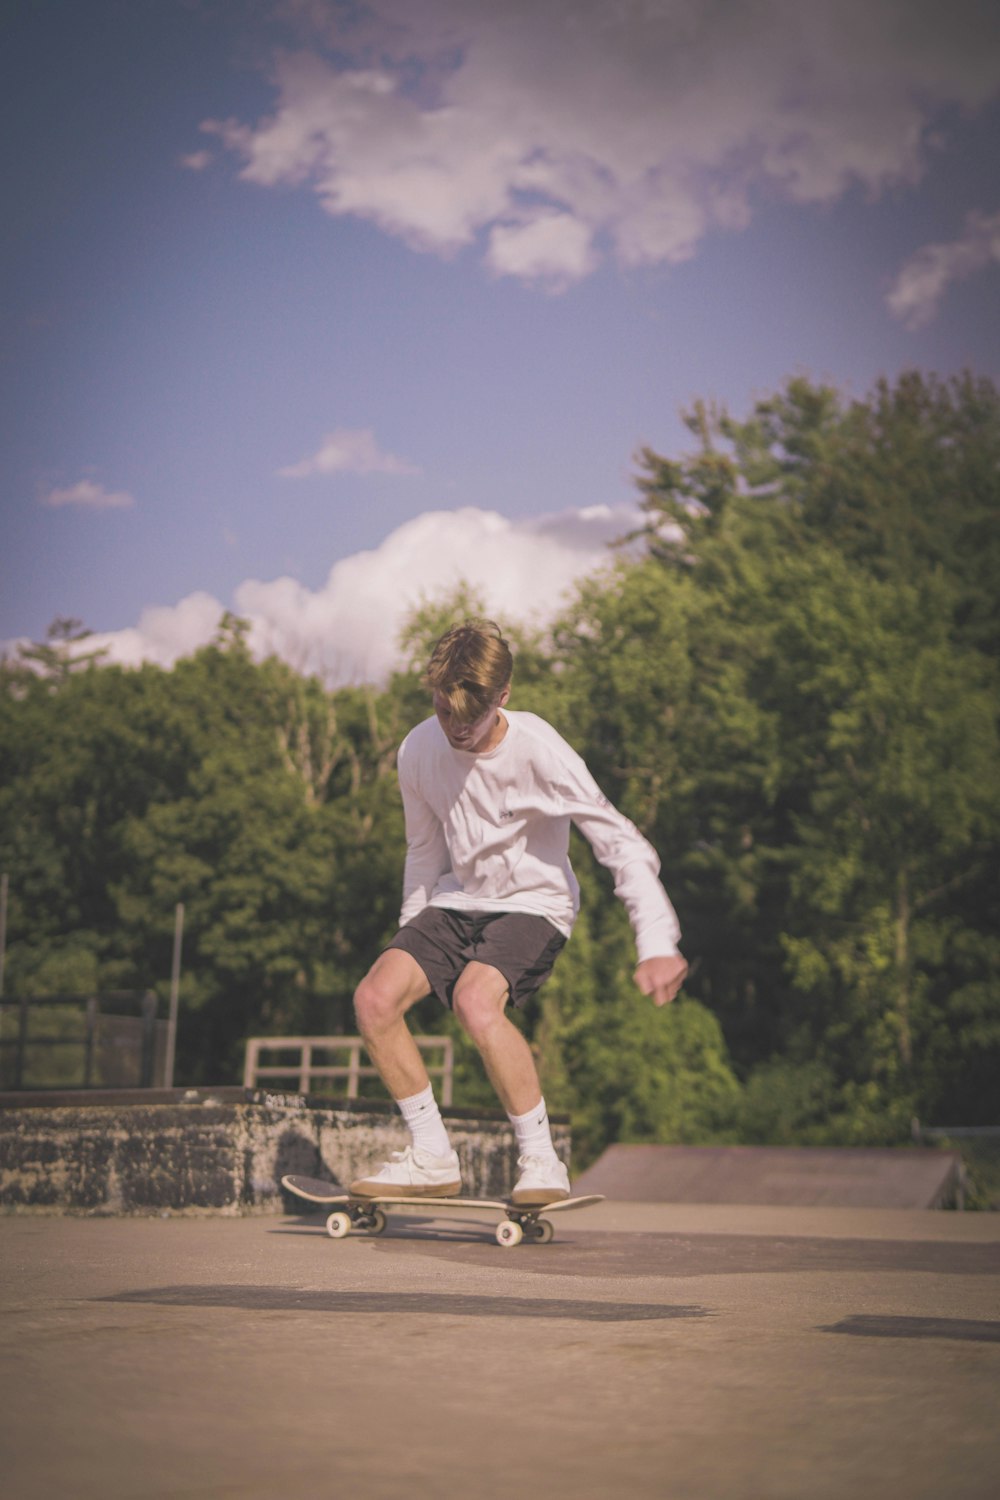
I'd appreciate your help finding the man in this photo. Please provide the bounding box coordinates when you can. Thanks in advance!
[352,619,687,1205]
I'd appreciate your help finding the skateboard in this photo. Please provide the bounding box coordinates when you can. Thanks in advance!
[281,1173,605,1247]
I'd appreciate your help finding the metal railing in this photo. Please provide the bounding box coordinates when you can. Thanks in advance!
[243,1034,453,1104]
[0,991,165,1091]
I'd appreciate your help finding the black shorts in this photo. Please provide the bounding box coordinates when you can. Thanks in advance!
[385,907,566,1011]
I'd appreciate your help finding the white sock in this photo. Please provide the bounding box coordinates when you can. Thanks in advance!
[396,1084,452,1157]
[508,1097,558,1160]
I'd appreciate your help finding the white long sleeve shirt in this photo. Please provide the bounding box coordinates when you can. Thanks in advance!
[396,709,681,962]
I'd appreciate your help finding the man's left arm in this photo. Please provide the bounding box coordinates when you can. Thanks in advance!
[556,748,688,1005]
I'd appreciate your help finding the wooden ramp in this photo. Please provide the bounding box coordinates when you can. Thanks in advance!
[573,1143,964,1209]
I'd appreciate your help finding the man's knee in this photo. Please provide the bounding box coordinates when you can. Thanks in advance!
[354,950,426,1036]
[353,972,391,1037]
[452,969,508,1043]
[353,967,403,1038]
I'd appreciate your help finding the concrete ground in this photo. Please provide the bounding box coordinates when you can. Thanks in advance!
[2,1200,998,1500]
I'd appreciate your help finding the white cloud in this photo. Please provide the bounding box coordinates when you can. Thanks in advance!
[278,426,419,478]
[48,504,637,684]
[239,503,637,681]
[486,211,598,289]
[886,209,1000,329]
[205,0,1000,287]
[41,480,135,510]
[179,149,214,171]
[84,593,226,669]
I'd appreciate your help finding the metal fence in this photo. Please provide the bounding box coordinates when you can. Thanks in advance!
[243,1034,454,1104]
[0,991,168,1091]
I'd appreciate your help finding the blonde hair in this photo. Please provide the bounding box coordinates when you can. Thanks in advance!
[422,619,513,724]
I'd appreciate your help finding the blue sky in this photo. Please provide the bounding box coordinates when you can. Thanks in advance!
[4,0,999,683]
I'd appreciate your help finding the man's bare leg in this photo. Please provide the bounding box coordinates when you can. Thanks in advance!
[353,947,433,1099]
[451,962,543,1115]
[452,962,569,1203]
[351,948,460,1194]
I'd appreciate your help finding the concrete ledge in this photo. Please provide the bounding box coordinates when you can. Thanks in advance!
[0,1088,571,1216]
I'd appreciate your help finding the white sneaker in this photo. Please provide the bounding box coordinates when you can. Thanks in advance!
[350,1145,462,1199]
[511,1153,571,1206]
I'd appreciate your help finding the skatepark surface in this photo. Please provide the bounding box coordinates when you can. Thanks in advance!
[2,1199,998,1499]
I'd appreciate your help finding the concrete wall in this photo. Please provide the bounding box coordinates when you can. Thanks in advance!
[0,1088,572,1216]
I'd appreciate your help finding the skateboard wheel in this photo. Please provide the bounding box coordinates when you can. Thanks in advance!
[325,1211,352,1239]
[496,1219,523,1248]
[531,1218,554,1244]
[367,1208,387,1235]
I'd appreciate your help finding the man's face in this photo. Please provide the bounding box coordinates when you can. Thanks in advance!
[433,687,509,752]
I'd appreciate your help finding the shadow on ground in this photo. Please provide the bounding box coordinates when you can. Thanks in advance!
[99,1286,711,1321]
[821,1315,1000,1343]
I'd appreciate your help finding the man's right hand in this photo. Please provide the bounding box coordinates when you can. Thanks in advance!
[633,953,688,1007]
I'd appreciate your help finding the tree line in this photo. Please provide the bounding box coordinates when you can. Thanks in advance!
[1,371,997,1163]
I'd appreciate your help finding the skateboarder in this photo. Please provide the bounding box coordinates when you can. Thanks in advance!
[351,619,687,1205]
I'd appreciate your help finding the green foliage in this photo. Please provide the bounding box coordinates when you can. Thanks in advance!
[620,369,1000,1134]
[0,621,408,1083]
[11,934,101,999]
[734,1059,914,1147]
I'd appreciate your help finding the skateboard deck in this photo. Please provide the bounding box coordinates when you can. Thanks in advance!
[281,1173,604,1247]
